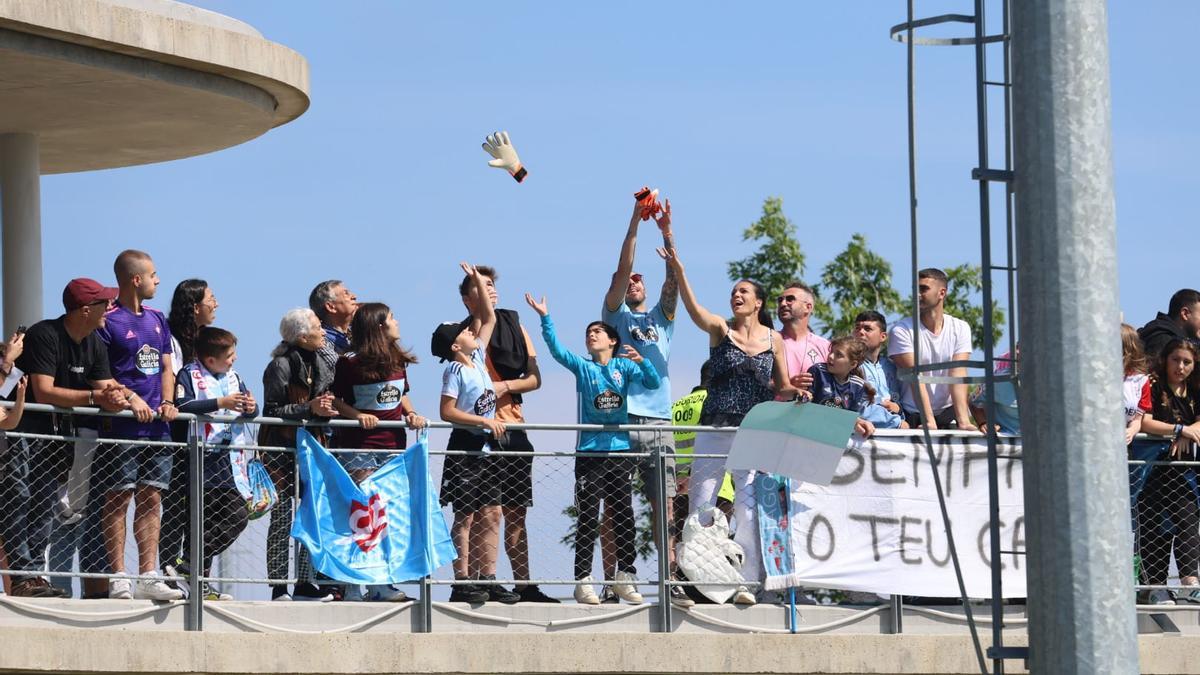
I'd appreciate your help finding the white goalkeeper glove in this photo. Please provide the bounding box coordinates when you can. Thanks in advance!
[482,130,527,183]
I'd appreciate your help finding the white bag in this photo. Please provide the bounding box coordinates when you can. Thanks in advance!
[55,429,98,525]
[675,507,747,604]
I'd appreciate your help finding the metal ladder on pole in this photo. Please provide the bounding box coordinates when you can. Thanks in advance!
[890,2,1021,673]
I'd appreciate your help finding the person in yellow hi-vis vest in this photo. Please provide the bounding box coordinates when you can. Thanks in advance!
[672,362,735,527]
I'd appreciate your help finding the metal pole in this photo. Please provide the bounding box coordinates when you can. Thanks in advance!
[889,595,903,634]
[0,133,43,335]
[1011,1,1138,672]
[971,1,1008,671]
[419,576,432,633]
[186,421,204,631]
[652,430,671,632]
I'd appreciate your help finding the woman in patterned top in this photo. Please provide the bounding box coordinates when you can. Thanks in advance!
[657,247,796,605]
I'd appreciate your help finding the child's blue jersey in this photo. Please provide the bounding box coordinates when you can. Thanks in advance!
[808,362,871,414]
[540,315,661,451]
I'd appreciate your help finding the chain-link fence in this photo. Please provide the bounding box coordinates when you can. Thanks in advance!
[3,402,1189,631]
[1129,439,1200,606]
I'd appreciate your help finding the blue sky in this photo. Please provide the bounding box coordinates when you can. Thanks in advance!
[30,2,1200,591]
[38,2,1196,423]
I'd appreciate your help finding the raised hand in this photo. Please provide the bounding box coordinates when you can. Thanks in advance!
[524,293,549,317]
[482,131,526,182]
[620,345,643,364]
[4,332,24,364]
[460,261,477,277]
[656,246,682,271]
[653,198,672,232]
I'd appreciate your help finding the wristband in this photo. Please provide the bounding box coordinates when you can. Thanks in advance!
[1175,424,1184,440]
[88,390,95,406]
[511,166,527,183]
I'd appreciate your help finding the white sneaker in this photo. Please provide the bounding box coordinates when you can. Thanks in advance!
[731,585,757,606]
[108,577,133,600]
[574,576,600,605]
[1149,589,1175,605]
[135,573,185,601]
[612,571,644,604]
[366,584,409,602]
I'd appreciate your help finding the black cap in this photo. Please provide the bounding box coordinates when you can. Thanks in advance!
[431,319,470,362]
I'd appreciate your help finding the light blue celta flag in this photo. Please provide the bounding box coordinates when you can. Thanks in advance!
[291,428,457,584]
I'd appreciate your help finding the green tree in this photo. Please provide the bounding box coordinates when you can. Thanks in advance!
[937,264,1006,351]
[727,197,808,303]
[812,233,906,337]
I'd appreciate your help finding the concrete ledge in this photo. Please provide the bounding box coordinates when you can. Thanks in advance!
[0,627,1191,674]
[0,0,309,122]
[0,0,309,173]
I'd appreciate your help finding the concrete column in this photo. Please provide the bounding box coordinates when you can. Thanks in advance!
[1012,1,1139,673]
[0,133,44,335]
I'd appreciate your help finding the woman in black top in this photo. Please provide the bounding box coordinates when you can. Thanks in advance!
[1138,339,1200,604]
[261,308,337,601]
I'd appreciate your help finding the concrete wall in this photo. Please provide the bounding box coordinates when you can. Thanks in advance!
[0,627,1194,675]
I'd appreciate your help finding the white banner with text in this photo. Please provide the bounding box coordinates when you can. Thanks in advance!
[765,434,1026,598]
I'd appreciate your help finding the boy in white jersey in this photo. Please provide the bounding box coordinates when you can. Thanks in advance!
[434,263,517,604]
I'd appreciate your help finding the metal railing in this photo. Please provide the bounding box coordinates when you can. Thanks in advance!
[0,402,1189,633]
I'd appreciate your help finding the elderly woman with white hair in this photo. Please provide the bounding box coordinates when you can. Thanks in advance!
[261,307,338,601]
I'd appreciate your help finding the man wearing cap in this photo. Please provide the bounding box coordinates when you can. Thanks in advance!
[1,278,129,597]
[600,191,690,606]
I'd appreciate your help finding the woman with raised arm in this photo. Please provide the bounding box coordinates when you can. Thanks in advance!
[656,246,796,606]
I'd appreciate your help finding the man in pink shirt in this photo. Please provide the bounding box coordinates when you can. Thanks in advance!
[777,282,829,395]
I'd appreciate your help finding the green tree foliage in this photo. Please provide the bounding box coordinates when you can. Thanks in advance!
[812,233,906,338]
[727,197,807,304]
[939,264,1006,351]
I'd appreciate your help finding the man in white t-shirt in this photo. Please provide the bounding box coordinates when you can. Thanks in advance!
[888,268,979,430]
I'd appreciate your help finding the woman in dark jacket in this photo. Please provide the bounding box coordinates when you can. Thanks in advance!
[261,308,337,601]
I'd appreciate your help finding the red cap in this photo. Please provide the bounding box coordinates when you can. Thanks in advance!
[63,278,117,311]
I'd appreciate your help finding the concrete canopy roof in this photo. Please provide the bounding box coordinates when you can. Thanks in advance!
[0,0,310,174]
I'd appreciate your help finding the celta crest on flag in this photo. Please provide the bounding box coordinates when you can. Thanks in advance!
[291,428,457,584]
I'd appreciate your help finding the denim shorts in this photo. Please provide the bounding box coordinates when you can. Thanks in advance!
[628,414,677,500]
[101,437,174,491]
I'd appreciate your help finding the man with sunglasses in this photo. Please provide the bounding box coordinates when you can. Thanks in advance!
[777,282,829,395]
[2,279,130,597]
[599,192,693,606]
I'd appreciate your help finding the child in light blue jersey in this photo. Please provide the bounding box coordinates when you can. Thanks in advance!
[524,292,660,605]
[852,311,907,430]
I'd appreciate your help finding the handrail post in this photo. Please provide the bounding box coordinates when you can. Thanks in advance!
[185,419,204,631]
[419,576,432,633]
[653,429,672,632]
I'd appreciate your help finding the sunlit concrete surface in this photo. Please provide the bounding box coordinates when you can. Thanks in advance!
[0,0,309,173]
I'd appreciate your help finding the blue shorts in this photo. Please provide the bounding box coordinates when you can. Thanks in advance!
[101,437,174,492]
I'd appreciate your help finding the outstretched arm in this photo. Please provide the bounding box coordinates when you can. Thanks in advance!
[655,247,726,343]
[525,294,585,373]
[604,195,654,312]
[653,198,678,320]
[462,262,496,347]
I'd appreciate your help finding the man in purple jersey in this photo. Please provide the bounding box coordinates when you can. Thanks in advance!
[95,250,182,600]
